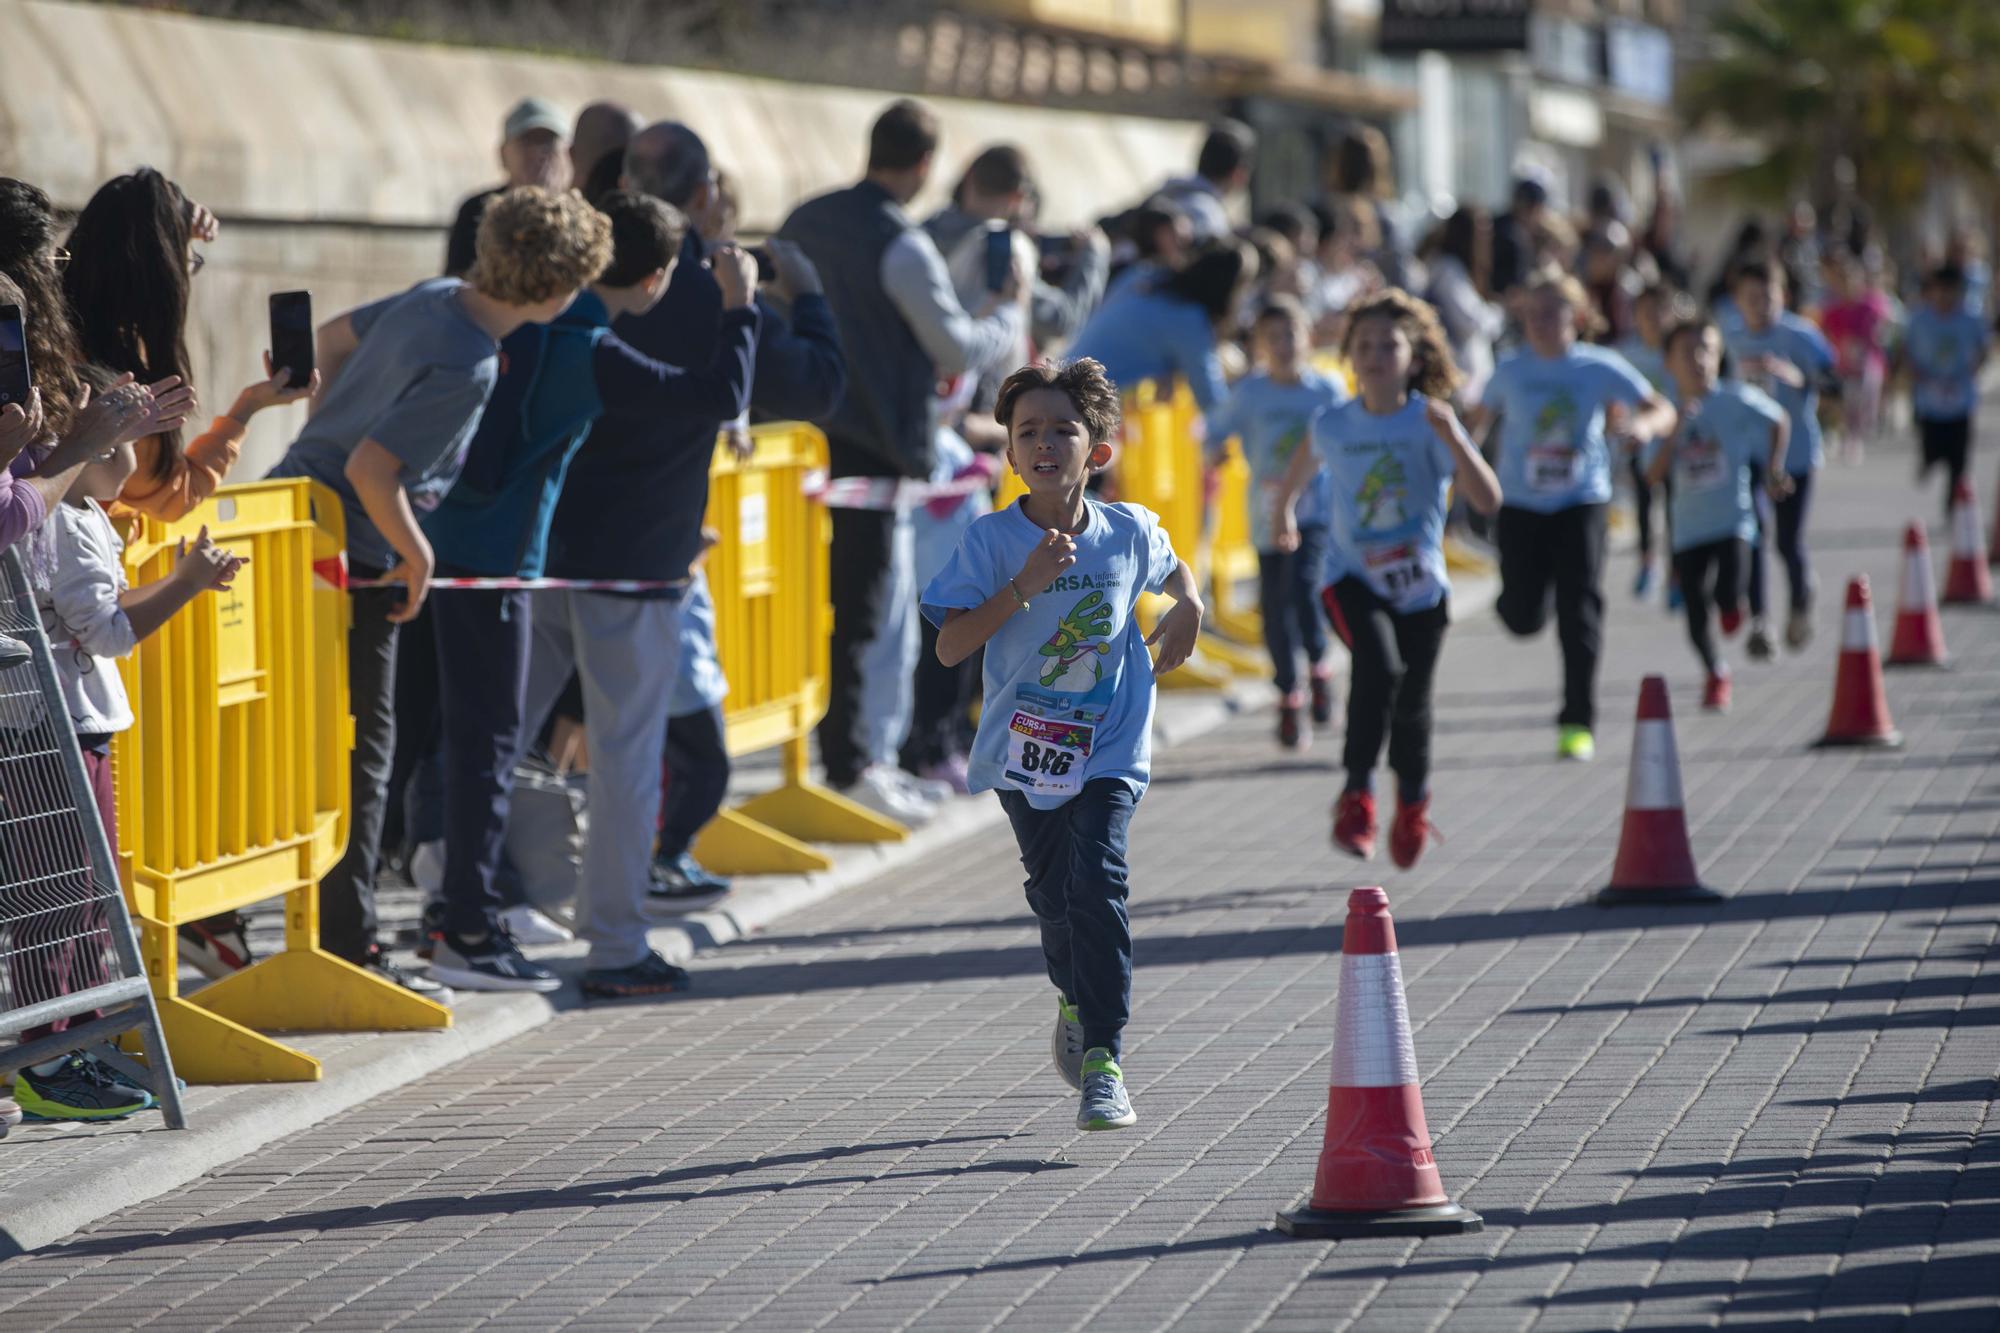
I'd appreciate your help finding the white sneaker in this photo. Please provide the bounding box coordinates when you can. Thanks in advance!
[499,904,574,946]
[838,766,935,826]
[890,767,952,806]
[409,840,444,895]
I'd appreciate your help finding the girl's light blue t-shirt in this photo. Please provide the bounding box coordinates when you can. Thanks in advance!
[1904,305,1990,421]
[1482,344,1655,514]
[1313,394,1455,612]
[1205,369,1350,550]
[1723,312,1835,474]
[1652,382,1786,552]
[1615,337,1672,396]
[921,499,1179,810]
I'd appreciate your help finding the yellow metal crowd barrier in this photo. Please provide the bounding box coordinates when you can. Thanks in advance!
[692,422,907,877]
[115,479,447,1084]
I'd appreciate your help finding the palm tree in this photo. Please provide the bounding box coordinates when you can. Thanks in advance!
[1681,0,2000,225]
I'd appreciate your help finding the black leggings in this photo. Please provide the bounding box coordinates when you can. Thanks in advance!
[1630,457,1673,561]
[1324,578,1450,802]
[1746,469,1814,617]
[1494,503,1608,730]
[1919,416,1972,516]
[659,704,731,861]
[1672,537,1746,676]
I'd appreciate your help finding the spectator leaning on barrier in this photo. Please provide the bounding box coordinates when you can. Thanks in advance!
[267,186,609,997]
[780,99,1024,825]
[1155,119,1256,246]
[425,193,759,998]
[444,97,573,278]
[11,368,239,1124]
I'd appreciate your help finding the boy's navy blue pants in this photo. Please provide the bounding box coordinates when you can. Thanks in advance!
[432,581,532,939]
[1257,523,1330,696]
[999,778,1136,1058]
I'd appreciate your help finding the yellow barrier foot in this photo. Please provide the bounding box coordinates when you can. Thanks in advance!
[1158,647,1238,692]
[1209,607,1264,648]
[121,995,322,1084]
[190,949,453,1033]
[1196,633,1269,679]
[693,807,837,876]
[737,780,910,846]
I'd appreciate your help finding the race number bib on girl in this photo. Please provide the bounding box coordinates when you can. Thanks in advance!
[1527,443,1583,493]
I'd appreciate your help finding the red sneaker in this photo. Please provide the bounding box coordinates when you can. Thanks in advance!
[1702,672,1732,712]
[1332,790,1377,860]
[1277,693,1307,750]
[1389,794,1436,869]
[1308,670,1335,725]
[1719,608,1744,637]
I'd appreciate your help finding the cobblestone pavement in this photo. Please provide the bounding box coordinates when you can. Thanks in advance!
[0,440,1993,1331]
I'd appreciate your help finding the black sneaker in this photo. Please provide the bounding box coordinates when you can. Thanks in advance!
[13,1054,156,1121]
[581,949,691,999]
[179,913,254,980]
[649,851,731,899]
[1309,672,1334,726]
[362,947,454,1003]
[428,930,561,993]
[414,900,447,961]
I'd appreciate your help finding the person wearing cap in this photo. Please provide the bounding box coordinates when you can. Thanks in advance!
[444,97,573,278]
[1491,174,1552,298]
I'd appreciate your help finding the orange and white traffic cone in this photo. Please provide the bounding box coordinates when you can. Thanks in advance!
[1277,887,1482,1238]
[1596,676,1721,906]
[1815,575,1902,748]
[1942,477,1994,605]
[1886,521,1948,667]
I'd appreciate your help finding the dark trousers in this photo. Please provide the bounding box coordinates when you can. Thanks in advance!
[659,704,731,861]
[998,779,1137,1058]
[380,602,443,855]
[10,739,116,1043]
[1748,470,1816,616]
[1630,457,1672,560]
[1258,525,1329,696]
[1919,416,1972,515]
[1495,503,1608,730]
[320,583,400,963]
[1324,580,1449,801]
[1672,537,1746,676]
[901,618,979,772]
[820,506,896,788]
[432,585,532,940]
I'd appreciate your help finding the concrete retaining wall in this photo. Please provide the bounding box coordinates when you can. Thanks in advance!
[2,0,1201,476]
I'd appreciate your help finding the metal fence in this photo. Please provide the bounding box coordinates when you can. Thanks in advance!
[0,547,184,1127]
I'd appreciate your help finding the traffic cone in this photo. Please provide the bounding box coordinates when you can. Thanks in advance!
[1942,477,1994,605]
[1596,676,1721,906]
[1886,521,1948,667]
[1276,887,1482,1238]
[1815,575,1902,748]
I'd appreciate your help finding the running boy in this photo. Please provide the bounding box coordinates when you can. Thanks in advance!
[1616,283,1676,601]
[1276,290,1501,867]
[1901,263,1990,515]
[922,358,1203,1133]
[1723,259,1835,655]
[1204,295,1348,747]
[268,186,610,995]
[1647,317,1789,713]
[1475,273,1676,761]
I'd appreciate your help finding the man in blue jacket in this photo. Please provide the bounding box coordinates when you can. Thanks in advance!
[423,191,761,997]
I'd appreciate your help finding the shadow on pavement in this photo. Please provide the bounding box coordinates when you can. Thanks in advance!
[1507,972,2000,1019]
[873,1228,1285,1283]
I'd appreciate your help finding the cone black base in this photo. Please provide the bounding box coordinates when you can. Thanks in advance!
[1277,1201,1483,1238]
[1812,732,1903,750]
[1595,884,1724,907]
[1884,660,1951,671]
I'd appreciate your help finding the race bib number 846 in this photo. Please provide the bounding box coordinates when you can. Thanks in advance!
[1004,710,1093,799]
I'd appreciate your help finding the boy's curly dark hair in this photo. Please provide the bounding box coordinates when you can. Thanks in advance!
[1339,288,1464,402]
[993,358,1122,444]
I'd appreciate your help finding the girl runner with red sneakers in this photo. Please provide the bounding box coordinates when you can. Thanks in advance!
[1276,290,1501,868]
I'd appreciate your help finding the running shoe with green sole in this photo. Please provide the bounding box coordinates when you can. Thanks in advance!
[13,1055,156,1121]
[1077,1048,1137,1131]
[1052,994,1086,1090]
[1557,725,1595,762]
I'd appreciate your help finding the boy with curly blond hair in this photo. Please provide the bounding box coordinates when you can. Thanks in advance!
[270,185,610,995]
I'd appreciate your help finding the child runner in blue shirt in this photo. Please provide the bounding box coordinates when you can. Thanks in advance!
[1476,273,1676,761]
[1902,263,1991,516]
[922,358,1203,1134]
[1616,283,1678,602]
[1277,289,1501,868]
[1205,295,1348,748]
[1647,316,1790,713]
[1724,259,1836,655]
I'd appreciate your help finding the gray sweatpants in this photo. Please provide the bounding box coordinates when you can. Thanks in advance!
[522,589,683,971]
[857,508,919,770]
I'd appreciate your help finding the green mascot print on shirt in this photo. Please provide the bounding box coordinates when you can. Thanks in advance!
[1356,450,1409,530]
[1038,589,1115,689]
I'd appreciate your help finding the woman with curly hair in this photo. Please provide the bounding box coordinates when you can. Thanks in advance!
[1275,289,1501,869]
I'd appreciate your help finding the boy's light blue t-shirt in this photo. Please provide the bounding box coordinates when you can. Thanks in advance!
[1615,337,1672,397]
[669,569,729,717]
[1205,369,1350,550]
[1654,382,1786,552]
[921,499,1179,810]
[1904,305,1990,421]
[1313,394,1455,612]
[1482,344,1655,514]
[1723,312,1835,475]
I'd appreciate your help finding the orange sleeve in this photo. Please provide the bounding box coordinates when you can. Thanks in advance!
[115,418,246,522]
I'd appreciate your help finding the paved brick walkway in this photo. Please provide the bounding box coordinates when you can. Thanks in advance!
[0,440,1993,1330]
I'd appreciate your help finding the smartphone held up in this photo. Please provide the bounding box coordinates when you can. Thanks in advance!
[268,291,314,390]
